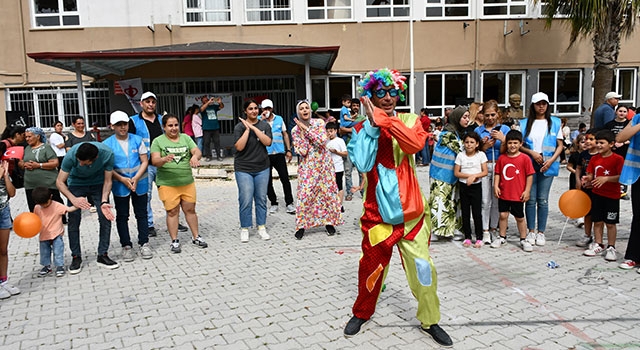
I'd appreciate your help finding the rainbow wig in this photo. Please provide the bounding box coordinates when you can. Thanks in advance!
[358,68,407,102]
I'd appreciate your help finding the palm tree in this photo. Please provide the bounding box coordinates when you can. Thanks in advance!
[537,0,640,123]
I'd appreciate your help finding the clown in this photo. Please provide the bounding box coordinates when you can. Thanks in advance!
[343,68,452,347]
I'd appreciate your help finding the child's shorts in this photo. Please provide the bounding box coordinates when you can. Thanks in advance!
[0,204,11,230]
[590,193,619,224]
[335,171,344,191]
[498,199,524,218]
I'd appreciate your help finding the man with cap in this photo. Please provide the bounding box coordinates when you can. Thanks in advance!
[259,99,295,214]
[594,92,622,128]
[104,111,152,261]
[201,95,225,161]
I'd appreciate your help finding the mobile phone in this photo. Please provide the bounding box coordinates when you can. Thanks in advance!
[492,125,502,132]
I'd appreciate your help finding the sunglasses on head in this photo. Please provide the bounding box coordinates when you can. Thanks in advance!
[374,88,399,98]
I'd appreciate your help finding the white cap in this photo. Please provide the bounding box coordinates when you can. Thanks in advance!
[605,91,622,100]
[110,111,130,125]
[140,91,157,101]
[531,92,549,104]
[261,99,273,109]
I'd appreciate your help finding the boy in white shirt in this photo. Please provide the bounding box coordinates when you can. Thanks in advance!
[326,122,347,212]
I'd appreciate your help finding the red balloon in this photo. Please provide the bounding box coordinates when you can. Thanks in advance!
[13,212,42,238]
[558,190,591,219]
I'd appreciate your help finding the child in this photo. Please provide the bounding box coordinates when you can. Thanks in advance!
[339,94,354,123]
[575,129,599,247]
[567,134,585,227]
[32,187,78,277]
[454,132,488,248]
[605,105,631,199]
[0,160,18,299]
[491,130,534,252]
[582,129,624,261]
[326,122,348,213]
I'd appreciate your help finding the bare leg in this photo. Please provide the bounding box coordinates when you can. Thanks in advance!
[0,229,9,278]
[166,206,180,240]
[593,221,604,244]
[584,215,592,236]
[515,217,527,240]
[498,212,508,237]
[181,201,199,239]
[606,223,617,246]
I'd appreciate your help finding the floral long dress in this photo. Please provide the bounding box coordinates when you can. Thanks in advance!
[292,119,343,231]
[429,131,462,238]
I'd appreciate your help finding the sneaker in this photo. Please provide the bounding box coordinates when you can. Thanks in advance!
[178,223,189,232]
[0,287,10,299]
[38,265,52,277]
[525,232,536,245]
[462,239,472,247]
[148,227,157,237]
[55,266,65,277]
[344,316,368,337]
[619,260,638,270]
[326,225,336,236]
[604,246,617,261]
[257,226,270,240]
[171,241,182,253]
[474,240,483,248]
[97,254,119,269]
[584,242,605,257]
[217,157,223,161]
[192,235,208,248]
[453,231,464,241]
[535,233,546,246]
[576,235,593,248]
[286,204,296,214]
[89,206,97,213]
[205,157,212,162]
[573,218,585,228]
[345,194,353,201]
[269,205,278,214]
[420,324,453,347]
[490,236,506,248]
[482,231,491,245]
[520,239,533,252]
[140,243,153,259]
[0,281,20,296]
[295,229,305,240]
[69,256,82,274]
[240,229,249,243]
[122,245,135,262]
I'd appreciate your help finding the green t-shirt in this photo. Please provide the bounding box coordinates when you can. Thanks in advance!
[150,134,197,187]
[23,144,59,190]
[62,142,114,187]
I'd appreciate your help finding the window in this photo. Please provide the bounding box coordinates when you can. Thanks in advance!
[366,0,410,19]
[613,68,637,107]
[424,72,470,117]
[482,0,526,17]
[307,0,352,20]
[481,71,525,107]
[538,0,569,17]
[32,0,79,27]
[185,0,232,23]
[426,0,470,18]
[538,70,582,115]
[246,0,291,22]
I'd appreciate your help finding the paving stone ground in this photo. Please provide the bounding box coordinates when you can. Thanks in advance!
[1,164,638,350]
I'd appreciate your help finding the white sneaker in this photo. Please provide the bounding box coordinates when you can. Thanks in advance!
[257,226,270,240]
[269,205,278,214]
[525,232,536,245]
[240,228,249,243]
[286,204,296,214]
[584,242,604,257]
[0,287,10,299]
[573,217,584,228]
[576,235,593,248]
[0,281,21,296]
[482,231,492,245]
[604,246,617,261]
[520,240,533,252]
[490,236,506,248]
[535,233,546,246]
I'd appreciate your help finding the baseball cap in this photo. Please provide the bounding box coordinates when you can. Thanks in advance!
[110,111,130,125]
[140,91,157,101]
[261,99,273,109]
[531,92,549,104]
[605,91,622,100]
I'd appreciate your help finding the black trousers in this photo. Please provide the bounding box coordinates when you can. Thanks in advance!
[624,181,640,262]
[460,182,483,241]
[267,153,294,206]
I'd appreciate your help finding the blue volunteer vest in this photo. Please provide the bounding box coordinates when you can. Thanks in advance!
[620,114,640,185]
[265,114,286,155]
[520,116,561,176]
[130,112,162,157]
[103,134,149,197]
[429,130,459,184]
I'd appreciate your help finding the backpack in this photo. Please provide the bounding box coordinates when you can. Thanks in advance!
[1,140,25,188]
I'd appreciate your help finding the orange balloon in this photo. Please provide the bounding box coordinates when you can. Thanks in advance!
[13,212,42,238]
[558,189,591,219]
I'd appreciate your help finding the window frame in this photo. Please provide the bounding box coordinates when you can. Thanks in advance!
[613,68,638,107]
[480,0,528,19]
[245,0,293,24]
[480,70,526,108]
[425,0,471,20]
[306,0,353,21]
[364,0,411,20]
[423,71,471,118]
[183,0,233,24]
[537,69,583,116]
[31,0,80,28]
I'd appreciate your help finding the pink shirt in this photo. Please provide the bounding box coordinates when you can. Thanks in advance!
[34,201,67,241]
[192,113,203,138]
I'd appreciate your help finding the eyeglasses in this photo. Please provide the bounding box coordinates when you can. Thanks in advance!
[374,88,399,98]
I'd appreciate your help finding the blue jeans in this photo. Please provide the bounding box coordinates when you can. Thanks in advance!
[67,184,112,257]
[525,170,554,232]
[40,235,64,267]
[114,192,149,247]
[235,168,270,228]
[146,164,157,228]
[417,143,430,165]
[195,137,203,154]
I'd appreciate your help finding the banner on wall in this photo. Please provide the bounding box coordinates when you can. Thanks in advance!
[185,93,234,120]
[115,78,144,114]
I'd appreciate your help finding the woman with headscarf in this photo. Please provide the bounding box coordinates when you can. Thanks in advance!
[291,100,343,239]
[429,106,470,238]
[19,127,65,213]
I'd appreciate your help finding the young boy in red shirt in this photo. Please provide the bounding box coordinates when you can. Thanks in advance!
[582,129,624,261]
[491,130,535,252]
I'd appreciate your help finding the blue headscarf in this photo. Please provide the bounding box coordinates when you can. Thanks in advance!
[26,127,47,144]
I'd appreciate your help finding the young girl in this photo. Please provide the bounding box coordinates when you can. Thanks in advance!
[454,132,488,248]
[567,134,585,227]
[575,130,598,247]
[0,160,18,299]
